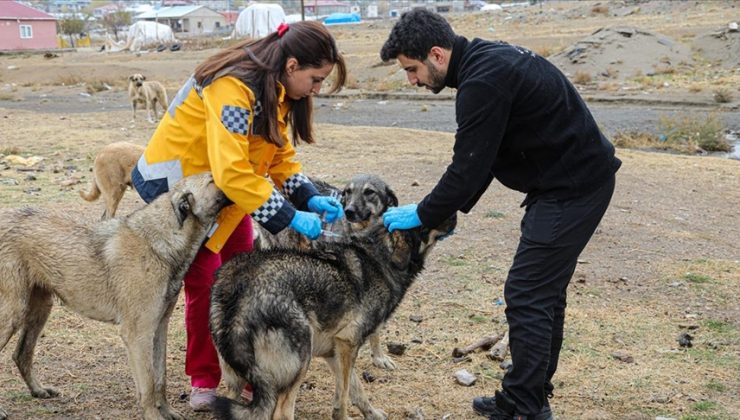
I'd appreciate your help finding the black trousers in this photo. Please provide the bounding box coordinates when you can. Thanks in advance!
[502,174,616,415]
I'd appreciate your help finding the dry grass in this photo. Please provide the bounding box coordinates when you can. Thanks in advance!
[659,112,730,152]
[591,4,609,15]
[614,113,730,154]
[573,70,593,85]
[1,112,739,419]
[713,88,733,103]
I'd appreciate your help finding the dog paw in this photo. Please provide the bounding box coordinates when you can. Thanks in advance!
[371,355,396,370]
[159,405,186,420]
[31,387,59,398]
[365,409,388,420]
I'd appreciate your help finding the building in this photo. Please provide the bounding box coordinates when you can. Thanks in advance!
[303,0,352,18]
[47,0,92,14]
[136,5,226,34]
[0,1,57,51]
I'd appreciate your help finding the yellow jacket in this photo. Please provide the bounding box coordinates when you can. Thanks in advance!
[131,75,319,252]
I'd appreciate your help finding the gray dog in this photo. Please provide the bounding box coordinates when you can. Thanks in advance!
[0,173,229,420]
[209,214,457,420]
[253,174,400,370]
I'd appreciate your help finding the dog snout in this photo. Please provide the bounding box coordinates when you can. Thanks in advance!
[345,206,357,221]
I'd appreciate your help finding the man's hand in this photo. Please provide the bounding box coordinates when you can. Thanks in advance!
[289,210,322,240]
[383,203,421,232]
[308,195,344,223]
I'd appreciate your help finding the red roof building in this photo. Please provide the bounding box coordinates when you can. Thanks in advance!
[0,1,58,51]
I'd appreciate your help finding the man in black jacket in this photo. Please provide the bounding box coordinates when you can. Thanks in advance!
[381,9,621,420]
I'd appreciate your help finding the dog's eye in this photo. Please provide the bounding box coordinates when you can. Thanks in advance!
[363,189,375,197]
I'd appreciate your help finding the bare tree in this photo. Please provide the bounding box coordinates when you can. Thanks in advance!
[58,17,86,48]
[102,11,132,41]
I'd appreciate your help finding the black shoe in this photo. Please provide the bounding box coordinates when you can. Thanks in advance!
[472,390,553,420]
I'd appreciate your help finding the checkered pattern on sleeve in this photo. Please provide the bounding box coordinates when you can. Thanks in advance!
[221,105,249,135]
[251,189,285,223]
[282,173,311,196]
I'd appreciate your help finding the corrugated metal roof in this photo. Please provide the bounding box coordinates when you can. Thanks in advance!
[0,1,56,20]
[135,5,207,19]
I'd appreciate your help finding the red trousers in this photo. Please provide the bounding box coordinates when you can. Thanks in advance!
[183,217,254,388]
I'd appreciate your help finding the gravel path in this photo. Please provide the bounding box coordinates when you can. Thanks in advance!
[2,90,738,158]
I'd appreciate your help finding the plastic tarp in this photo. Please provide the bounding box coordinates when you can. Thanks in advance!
[105,21,176,52]
[234,3,286,39]
[323,13,361,25]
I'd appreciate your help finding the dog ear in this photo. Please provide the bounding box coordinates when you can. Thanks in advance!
[142,75,146,80]
[389,230,411,269]
[385,187,399,208]
[172,192,193,228]
[129,75,134,81]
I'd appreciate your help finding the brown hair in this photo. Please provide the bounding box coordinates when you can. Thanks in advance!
[194,21,346,147]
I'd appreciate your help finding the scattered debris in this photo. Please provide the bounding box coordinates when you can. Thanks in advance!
[4,155,44,167]
[488,331,509,361]
[452,355,472,364]
[452,334,501,358]
[677,332,693,348]
[409,314,424,323]
[454,369,477,386]
[387,342,407,356]
[611,350,634,363]
[361,371,375,383]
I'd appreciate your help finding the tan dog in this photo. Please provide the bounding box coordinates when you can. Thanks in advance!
[79,141,145,219]
[128,73,168,123]
[0,173,230,420]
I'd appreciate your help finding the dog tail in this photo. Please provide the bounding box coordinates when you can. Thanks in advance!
[211,386,275,420]
[79,177,101,202]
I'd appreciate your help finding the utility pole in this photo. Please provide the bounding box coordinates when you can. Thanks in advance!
[301,0,305,21]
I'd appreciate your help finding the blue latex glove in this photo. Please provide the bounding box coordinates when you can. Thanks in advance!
[307,195,344,223]
[383,203,422,232]
[289,210,322,240]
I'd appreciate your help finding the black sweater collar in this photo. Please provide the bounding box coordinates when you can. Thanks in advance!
[444,36,469,89]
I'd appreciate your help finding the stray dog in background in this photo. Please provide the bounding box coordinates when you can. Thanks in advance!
[0,173,229,420]
[79,141,144,219]
[209,215,457,420]
[128,73,168,123]
[253,174,401,370]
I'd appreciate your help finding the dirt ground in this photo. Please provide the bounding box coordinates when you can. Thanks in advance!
[1,1,738,419]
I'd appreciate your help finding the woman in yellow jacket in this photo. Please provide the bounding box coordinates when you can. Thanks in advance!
[131,21,346,411]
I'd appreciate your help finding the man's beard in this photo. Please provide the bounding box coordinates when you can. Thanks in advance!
[418,60,446,94]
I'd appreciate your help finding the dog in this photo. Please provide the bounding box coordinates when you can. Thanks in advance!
[209,214,457,420]
[0,173,229,420]
[253,174,401,370]
[79,141,145,219]
[128,73,168,123]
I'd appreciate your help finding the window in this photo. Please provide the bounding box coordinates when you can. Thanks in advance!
[19,25,33,39]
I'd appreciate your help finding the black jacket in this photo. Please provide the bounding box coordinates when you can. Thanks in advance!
[417,36,621,228]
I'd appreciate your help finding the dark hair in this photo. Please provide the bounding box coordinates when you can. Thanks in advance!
[194,21,346,146]
[380,9,456,62]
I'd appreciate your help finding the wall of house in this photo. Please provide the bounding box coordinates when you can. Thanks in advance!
[182,13,226,34]
[0,20,57,50]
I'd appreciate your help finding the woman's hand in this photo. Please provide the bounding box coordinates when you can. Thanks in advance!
[307,195,344,223]
[289,211,322,240]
